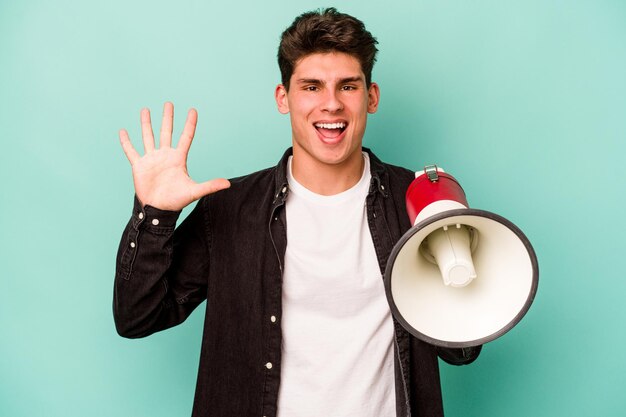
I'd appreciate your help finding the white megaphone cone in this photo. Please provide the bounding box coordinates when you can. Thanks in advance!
[384,165,538,348]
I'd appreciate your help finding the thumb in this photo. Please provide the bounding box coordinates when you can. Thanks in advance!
[192,178,231,199]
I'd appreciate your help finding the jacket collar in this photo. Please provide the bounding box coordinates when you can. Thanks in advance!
[271,148,292,206]
[272,147,389,206]
[365,147,390,198]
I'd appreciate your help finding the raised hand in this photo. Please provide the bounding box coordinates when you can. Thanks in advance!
[119,102,230,211]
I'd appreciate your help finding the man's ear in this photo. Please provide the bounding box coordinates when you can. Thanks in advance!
[367,82,380,114]
[275,84,290,114]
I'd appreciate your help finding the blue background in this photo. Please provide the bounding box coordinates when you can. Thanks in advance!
[1,1,625,416]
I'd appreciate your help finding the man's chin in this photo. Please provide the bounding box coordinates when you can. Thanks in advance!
[313,144,363,167]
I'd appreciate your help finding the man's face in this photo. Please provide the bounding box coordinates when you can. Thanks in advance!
[275,52,379,171]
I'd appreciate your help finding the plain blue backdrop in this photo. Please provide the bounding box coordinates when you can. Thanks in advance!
[1,1,625,416]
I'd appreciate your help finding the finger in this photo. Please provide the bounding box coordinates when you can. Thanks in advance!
[177,108,198,155]
[119,129,141,165]
[160,101,174,148]
[140,108,155,152]
[192,178,231,200]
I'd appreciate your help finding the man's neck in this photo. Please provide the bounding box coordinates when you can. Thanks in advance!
[290,150,365,196]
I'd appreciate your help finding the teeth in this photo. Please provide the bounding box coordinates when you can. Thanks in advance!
[315,122,346,129]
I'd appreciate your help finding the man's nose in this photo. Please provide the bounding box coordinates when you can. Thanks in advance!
[321,89,344,112]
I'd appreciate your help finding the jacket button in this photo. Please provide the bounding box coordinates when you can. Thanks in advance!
[152,219,160,226]
[138,212,144,219]
[265,362,273,369]
[270,315,277,323]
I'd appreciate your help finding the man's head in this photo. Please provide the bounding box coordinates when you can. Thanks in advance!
[275,9,381,192]
[278,7,378,91]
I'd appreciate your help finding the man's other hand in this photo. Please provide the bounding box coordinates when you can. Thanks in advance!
[119,102,231,211]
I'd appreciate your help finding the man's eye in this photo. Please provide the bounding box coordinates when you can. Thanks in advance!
[305,86,319,91]
[341,85,356,91]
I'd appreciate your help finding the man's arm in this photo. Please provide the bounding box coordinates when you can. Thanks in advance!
[113,197,209,338]
[113,103,229,338]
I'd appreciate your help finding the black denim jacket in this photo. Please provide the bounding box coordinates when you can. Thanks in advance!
[114,148,480,417]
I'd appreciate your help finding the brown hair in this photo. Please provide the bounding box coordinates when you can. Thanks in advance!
[278,7,379,90]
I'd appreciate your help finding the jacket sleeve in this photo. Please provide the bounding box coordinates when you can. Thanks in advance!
[436,345,482,366]
[113,196,210,338]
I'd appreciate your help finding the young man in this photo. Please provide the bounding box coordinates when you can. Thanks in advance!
[115,8,480,417]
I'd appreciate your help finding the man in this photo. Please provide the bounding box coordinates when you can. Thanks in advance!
[115,8,480,417]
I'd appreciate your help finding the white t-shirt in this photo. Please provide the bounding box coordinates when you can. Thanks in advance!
[277,153,396,417]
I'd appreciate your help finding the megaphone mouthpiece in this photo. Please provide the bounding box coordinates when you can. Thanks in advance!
[424,224,477,287]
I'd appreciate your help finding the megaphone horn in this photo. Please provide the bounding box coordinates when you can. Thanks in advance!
[384,165,538,348]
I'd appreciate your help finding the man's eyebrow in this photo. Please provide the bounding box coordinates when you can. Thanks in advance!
[295,78,323,85]
[338,76,365,84]
[294,76,365,85]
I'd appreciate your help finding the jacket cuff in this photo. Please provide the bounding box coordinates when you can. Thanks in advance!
[437,345,483,366]
[131,195,181,230]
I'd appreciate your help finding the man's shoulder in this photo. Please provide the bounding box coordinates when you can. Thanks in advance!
[226,148,291,192]
[228,165,277,187]
[381,160,414,179]
[365,148,415,186]
[197,158,286,217]
[381,161,415,201]
[210,165,278,203]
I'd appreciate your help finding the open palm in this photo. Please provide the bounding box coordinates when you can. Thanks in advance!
[119,102,230,211]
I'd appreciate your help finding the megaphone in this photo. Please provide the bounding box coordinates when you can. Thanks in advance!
[384,165,538,348]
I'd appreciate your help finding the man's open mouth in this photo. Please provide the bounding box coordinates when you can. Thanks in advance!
[314,122,347,139]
